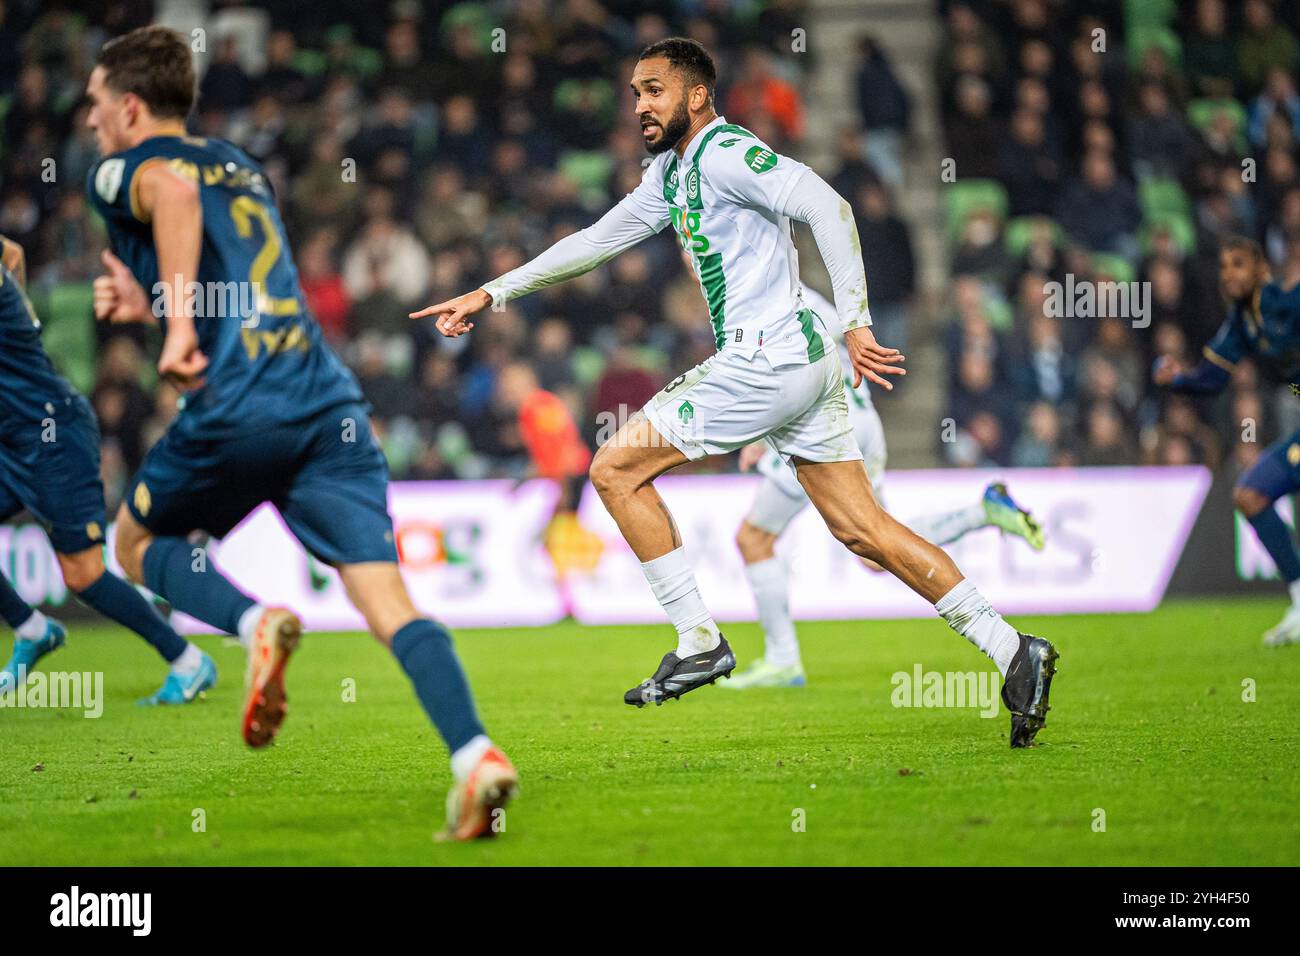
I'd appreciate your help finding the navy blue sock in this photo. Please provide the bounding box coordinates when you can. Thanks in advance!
[0,573,35,629]
[1248,506,1300,582]
[391,619,486,753]
[76,570,189,663]
[142,536,255,636]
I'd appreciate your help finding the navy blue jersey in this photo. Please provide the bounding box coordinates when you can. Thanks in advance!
[0,262,79,425]
[86,135,363,437]
[1204,283,1300,381]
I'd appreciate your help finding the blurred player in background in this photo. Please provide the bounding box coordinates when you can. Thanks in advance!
[0,234,215,704]
[84,26,515,838]
[730,285,1045,688]
[414,38,1058,748]
[1156,235,1300,648]
[495,362,602,587]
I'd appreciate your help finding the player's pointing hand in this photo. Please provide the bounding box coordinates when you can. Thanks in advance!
[844,325,906,391]
[409,288,494,337]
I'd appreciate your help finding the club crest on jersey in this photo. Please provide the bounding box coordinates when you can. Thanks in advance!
[745,145,778,173]
[94,158,126,203]
[685,167,700,201]
[677,400,695,424]
[133,482,151,518]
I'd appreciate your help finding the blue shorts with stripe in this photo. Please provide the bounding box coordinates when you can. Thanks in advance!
[1238,427,1300,502]
[0,394,107,554]
[125,401,397,566]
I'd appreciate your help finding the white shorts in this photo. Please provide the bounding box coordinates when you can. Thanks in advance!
[745,384,887,536]
[643,347,862,465]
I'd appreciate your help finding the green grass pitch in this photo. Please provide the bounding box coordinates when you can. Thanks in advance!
[1,597,1297,866]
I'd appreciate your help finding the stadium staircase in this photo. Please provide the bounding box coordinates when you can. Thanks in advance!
[804,0,948,467]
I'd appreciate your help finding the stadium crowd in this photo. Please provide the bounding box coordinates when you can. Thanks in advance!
[939,0,1300,476]
[10,0,1292,514]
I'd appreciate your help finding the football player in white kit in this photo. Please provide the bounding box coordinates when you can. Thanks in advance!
[413,38,1058,747]
[730,286,1046,689]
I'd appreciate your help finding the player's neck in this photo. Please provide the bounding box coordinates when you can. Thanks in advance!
[673,111,720,159]
[125,118,188,149]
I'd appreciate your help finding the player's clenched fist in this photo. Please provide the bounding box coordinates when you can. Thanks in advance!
[844,325,906,391]
[409,288,494,337]
[93,249,154,324]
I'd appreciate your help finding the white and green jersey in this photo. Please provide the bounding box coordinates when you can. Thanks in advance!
[481,115,871,367]
[625,117,830,365]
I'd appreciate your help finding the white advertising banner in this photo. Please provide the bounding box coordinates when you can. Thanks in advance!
[567,466,1212,624]
[0,468,1211,632]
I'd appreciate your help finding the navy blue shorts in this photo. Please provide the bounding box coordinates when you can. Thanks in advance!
[0,394,108,554]
[1238,427,1300,502]
[125,402,397,566]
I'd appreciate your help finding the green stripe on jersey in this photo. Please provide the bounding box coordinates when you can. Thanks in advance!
[698,253,727,349]
[798,309,826,363]
[662,157,679,204]
[691,123,756,164]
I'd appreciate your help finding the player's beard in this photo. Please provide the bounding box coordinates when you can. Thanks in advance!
[644,99,691,155]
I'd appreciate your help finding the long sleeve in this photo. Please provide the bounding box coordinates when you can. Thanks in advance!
[482,158,671,304]
[778,169,872,333]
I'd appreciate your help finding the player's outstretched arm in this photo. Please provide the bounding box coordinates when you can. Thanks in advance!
[136,162,208,389]
[410,189,665,338]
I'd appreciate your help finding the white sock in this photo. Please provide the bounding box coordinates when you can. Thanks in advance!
[450,734,493,782]
[170,642,204,675]
[15,610,48,641]
[744,557,801,668]
[934,579,1020,677]
[640,547,721,657]
[1287,578,1300,607]
[907,503,988,547]
[237,604,266,649]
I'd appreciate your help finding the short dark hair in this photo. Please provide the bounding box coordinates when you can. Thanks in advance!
[97,25,195,120]
[1222,235,1264,261]
[638,37,716,103]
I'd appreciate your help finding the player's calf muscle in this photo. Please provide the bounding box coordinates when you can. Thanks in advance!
[112,507,151,583]
[736,521,777,563]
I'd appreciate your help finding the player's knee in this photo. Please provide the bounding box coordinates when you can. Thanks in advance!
[1233,485,1271,517]
[57,549,106,592]
[735,521,776,563]
[589,447,631,499]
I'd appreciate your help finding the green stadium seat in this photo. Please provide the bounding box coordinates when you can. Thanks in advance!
[1141,211,1197,258]
[38,282,97,394]
[557,151,613,204]
[1089,252,1137,285]
[1139,177,1191,220]
[571,346,606,387]
[1187,98,1248,152]
[1124,0,1175,29]
[944,179,1008,242]
[1127,25,1181,68]
[1004,216,1062,258]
